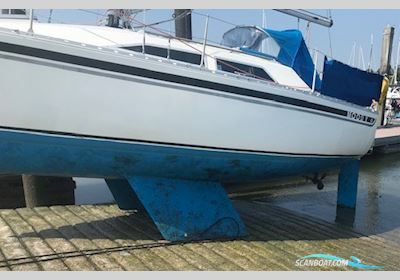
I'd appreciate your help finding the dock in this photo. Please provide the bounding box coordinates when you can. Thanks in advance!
[0,201,399,271]
[374,125,400,153]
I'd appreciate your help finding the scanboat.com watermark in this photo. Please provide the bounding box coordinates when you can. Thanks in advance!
[295,254,383,270]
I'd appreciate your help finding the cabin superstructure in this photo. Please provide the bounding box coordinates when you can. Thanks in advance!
[0,18,310,89]
[0,9,29,18]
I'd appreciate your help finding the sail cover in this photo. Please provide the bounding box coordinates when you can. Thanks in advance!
[263,28,321,90]
[222,26,321,90]
[321,59,383,107]
[222,26,383,107]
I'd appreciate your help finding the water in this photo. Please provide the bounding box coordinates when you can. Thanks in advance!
[258,153,400,237]
[74,178,114,205]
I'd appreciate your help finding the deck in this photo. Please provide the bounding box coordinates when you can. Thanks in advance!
[374,125,400,153]
[0,201,398,271]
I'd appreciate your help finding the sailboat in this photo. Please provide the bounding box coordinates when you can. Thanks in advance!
[0,9,383,241]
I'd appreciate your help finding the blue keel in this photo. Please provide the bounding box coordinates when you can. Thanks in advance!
[337,160,360,209]
[125,176,247,241]
[105,178,145,210]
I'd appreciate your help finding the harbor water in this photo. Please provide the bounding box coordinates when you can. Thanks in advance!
[257,152,400,240]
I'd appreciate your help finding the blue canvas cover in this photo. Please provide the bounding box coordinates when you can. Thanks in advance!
[321,59,383,107]
[264,29,321,90]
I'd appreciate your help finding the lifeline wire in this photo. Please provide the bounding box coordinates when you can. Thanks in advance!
[129,16,312,90]
[0,235,238,268]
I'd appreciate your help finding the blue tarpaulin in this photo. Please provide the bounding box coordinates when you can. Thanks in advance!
[222,27,321,90]
[222,26,382,107]
[321,60,383,107]
[264,29,321,90]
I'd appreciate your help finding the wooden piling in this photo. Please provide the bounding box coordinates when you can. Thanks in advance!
[0,176,25,209]
[379,25,395,125]
[22,175,76,208]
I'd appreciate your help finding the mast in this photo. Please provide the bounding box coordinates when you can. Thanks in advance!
[174,9,192,39]
[368,34,374,72]
[359,46,366,70]
[348,42,356,66]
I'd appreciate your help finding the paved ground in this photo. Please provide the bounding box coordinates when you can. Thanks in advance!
[0,201,399,271]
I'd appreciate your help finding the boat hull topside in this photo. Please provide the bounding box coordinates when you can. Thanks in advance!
[0,29,376,182]
[0,34,377,154]
[0,128,352,182]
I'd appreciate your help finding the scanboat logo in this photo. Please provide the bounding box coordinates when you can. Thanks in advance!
[295,254,383,270]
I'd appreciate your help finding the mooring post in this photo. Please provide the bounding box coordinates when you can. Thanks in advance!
[336,160,360,225]
[0,176,25,209]
[379,25,395,126]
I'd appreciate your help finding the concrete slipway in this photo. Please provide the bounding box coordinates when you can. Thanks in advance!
[0,201,399,271]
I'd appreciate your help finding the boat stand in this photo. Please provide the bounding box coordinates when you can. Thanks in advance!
[336,159,360,225]
[106,176,247,241]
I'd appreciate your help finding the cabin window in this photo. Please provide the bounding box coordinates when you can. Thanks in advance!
[1,9,26,15]
[216,59,273,81]
[169,50,201,65]
[122,45,201,65]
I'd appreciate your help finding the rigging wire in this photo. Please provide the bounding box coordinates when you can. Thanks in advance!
[129,16,309,89]
[368,34,374,72]
[74,9,214,45]
[141,24,220,45]
[77,8,331,66]
[348,42,356,66]
[47,9,53,23]
[130,16,275,82]
[42,9,311,89]
[130,16,273,81]
[131,10,192,29]
[32,11,66,24]
[359,45,366,70]
[305,21,311,47]
[192,11,236,27]
[327,10,333,58]
[80,26,119,45]
[78,9,105,17]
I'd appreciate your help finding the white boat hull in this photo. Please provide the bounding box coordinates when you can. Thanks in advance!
[0,31,377,157]
[0,17,376,242]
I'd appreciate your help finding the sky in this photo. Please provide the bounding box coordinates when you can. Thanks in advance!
[32,9,400,72]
